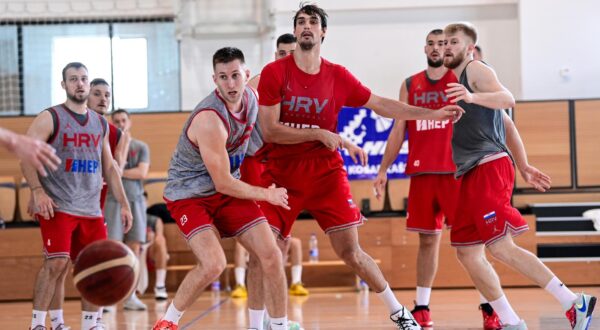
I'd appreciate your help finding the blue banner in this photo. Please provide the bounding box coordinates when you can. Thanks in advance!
[337,107,408,180]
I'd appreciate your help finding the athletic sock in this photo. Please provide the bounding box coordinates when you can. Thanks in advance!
[270,316,288,330]
[415,286,431,306]
[81,311,97,330]
[156,269,167,288]
[31,310,47,328]
[49,309,64,329]
[544,276,578,311]
[291,265,302,284]
[489,295,520,326]
[248,308,265,330]
[235,267,246,286]
[164,302,183,324]
[376,283,403,314]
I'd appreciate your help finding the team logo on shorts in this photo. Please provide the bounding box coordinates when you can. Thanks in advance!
[483,211,497,225]
[180,215,188,226]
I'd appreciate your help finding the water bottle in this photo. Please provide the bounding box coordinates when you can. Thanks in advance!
[308,233,319,263]
[0,218,5,230]
[211,280,221,291]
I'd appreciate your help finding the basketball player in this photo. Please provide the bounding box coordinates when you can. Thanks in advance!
[105,108,151,310]
[0,127,60,177]
[21,62,133,330]
[374,29,500,329]
[254,4,463,329]
[153,47,296,330]
[443,22,596,329]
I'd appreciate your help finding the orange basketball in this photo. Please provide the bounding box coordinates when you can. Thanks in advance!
[73,240,139,306]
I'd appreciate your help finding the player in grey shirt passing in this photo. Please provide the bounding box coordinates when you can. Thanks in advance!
[104,108,150,311]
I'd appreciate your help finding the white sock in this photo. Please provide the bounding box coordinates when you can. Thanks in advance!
[81,311,97,330]
[544,276,578,311]
[415,286,431,306]
[156,269,167,288]
[270,316,288,330]
[479,292,489,304]
[248,308,265,330]
[235,267,246,286]
[49,309,64,329]
[489,295,520,326]
[96,307,103,322]
[291,265,302,284]
[31,310,47,328]
[164,302,184,324]
[376,283,403,314]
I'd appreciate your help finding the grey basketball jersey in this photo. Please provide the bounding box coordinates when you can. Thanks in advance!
[41,104,106,217]
[452,61,509,177]
[107,138,149,202]
[164,87,259,201]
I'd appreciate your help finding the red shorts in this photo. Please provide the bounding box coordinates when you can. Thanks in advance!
[450,156,528,247]
[259,154,364,239]
[37,211,107,260]
[406,173,461,234]
[240,156,267,187]
[165,193,267,240]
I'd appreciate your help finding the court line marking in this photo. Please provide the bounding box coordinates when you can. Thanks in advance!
[180,297,229,329]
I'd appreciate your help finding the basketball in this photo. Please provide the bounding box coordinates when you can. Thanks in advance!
[73,240,139,306]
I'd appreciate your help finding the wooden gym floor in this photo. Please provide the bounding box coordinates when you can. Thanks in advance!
[3,286,600,329]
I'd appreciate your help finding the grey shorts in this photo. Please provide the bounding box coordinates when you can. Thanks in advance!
[104,196,147,243]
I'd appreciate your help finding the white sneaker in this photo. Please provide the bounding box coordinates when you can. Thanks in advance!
[154,286,168,300]
[102,305,116,313]
[502,320,528,330]
[92,321,106,330]
[123,295,147,311]
[390,306,422,330]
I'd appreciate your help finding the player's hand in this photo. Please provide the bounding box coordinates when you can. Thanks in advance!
[12,134,61,177]
[33,188,58,220]
[345,142,367,166]
[433,105,465,123]
[121,206,133,233]
[373,171,387,200]
[318,130,343,151]
[265,183,290,210]
[27,196,36,218]
[519,164,551,192]
[445,82,474,104]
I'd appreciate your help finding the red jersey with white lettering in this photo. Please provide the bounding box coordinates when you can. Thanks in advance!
[258,56,371,159]
[405,69,457,175]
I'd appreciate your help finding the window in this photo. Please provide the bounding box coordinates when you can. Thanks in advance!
[0,26,20,116]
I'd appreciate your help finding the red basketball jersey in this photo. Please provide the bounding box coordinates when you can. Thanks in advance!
[258,56,371,159]
[107,122,120,156]
[405,70,457,175]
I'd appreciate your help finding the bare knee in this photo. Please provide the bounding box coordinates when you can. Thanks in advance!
[456,247,484,269]
[257,247,283,271]
[488,242,517,264]
[44,257,69,275]
[336,245,363,268]
[200,253,226,280]
[419,234,441,249]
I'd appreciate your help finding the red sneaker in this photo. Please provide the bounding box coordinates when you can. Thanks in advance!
[411,305,433,328]
[480,304,501,330]
[152,320,178,330]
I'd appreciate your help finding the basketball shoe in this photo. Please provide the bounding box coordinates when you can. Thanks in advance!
[501,320,527,329]
[390,306,422,329]
[566,293,596,330]
[51,325,71,330]
[410,305,432,328]
[155,286,168,300]
[152,319,178,330]
[29,326,46,330]
[231,284,248,298]
[289,283,309,296]
[480,303,501,330]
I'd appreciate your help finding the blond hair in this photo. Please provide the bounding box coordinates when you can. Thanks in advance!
[444,22,478,44]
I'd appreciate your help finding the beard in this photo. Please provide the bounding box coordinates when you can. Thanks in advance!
[299,39,315,51]
[427,57,444,68]
[67,91,88,104]
[443,50,465,69]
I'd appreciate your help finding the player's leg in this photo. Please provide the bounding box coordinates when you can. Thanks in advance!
[231,242,249,298]
[238,222,289,330]
[48,263,70,330]
[288,237,308,296]
[152,219,169,300]
[155,229,226,329]
[123,199,148,311]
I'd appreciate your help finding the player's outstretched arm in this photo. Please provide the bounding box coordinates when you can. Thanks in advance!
[363,93,464,122]
[374,81,409,200]
[445,61,515,110]
[2,126,60,177]
[191,111,290,209]
[259,104,341,150]
[19,111,59,220]
[102,131,133,232]
[503,112,551,192]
